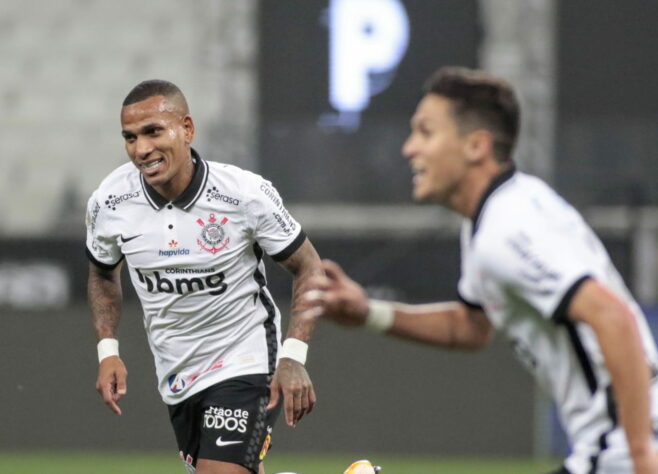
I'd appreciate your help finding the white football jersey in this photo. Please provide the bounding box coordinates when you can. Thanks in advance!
[458,169,658,472]
[86,150,305,404]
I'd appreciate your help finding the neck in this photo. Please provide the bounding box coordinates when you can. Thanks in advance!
[450,160,510,219]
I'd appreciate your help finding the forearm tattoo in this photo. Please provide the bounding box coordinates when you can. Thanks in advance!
[88,267,123,340]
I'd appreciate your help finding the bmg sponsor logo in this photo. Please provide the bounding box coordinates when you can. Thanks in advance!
[135,268,228,296]
[204,406,249,433]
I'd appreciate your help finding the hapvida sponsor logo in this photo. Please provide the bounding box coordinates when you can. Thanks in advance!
[204,406,249,433]
[158,248,190,257]
[159,239,191,257]
[158,239,190,257]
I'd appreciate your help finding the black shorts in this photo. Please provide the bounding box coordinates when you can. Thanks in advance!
[168,374,281,473]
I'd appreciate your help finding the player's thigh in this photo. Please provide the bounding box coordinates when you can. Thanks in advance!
[197,374,280,472]
[196,458,254,474]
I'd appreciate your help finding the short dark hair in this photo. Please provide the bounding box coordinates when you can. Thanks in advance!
[423,66,520,162]
[122,79,185,107]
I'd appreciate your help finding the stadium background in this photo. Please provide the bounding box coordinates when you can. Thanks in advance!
[1,0,657,469]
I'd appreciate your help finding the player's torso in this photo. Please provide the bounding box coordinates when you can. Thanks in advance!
[461,174,606,370]
[119,197,251,300]
[88,156,302,402]
[460,172,658,445]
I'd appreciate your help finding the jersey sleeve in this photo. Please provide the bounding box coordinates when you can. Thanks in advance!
[85,190,123,269]
[246,177,306,261]
[478,224,592,321]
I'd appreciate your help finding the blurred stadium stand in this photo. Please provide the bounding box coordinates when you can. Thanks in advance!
[1,0,657,461]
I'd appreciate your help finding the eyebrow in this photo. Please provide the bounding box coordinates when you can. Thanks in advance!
[410,117,430,128]
[121,122,163,137]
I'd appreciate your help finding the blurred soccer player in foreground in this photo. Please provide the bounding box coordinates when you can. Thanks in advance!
[305,67,658,474]
[85,80,322,474]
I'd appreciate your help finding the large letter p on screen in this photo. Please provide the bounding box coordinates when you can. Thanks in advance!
[329,0,409,114]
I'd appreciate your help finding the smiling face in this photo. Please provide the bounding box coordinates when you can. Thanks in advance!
[402,93,472,206]
[120,95,195,201]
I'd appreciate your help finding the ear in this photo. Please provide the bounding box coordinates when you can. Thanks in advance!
[182,115,195,144]
[464,129,495,164]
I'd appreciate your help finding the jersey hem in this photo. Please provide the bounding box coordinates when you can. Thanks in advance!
[86,246,123,271]
[457,291,484,310]
[551,275,592,322]
[161,369,271,406]
[270,229,306,261]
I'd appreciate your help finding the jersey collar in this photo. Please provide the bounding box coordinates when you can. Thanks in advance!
[140,148,209,211]
[471,165,516,236]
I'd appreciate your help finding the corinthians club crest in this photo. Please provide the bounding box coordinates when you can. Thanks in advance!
[196,213,230,254]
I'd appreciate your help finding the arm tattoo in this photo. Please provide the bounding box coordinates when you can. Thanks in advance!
[88,263,123,340]
[280,239,323,342]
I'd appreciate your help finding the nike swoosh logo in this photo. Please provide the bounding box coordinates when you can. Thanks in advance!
[216,437,243,447]
[120,234,142,243]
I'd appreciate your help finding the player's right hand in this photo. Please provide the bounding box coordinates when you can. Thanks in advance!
[302,259,370,327]
[96,356,128,415]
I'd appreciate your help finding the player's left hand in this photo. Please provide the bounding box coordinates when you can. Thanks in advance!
[267,358,316,427]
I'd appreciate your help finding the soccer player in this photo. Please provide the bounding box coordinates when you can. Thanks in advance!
[304,67,658,474]
[85,80,323,474]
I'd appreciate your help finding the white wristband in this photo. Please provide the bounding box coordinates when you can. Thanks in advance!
[365,300,395,332]
[97,338,119,363]
[278,338,308,365]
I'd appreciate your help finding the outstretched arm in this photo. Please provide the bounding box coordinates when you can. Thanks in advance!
[88,261,128,415]
[267,239,324,427]
[304,259,494,351]
[568,279,658,474]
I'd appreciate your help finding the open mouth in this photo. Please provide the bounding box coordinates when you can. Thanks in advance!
[411,163,425,177]
[141,158,164,172]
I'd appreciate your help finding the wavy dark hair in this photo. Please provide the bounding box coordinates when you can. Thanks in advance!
[423,66,520,163]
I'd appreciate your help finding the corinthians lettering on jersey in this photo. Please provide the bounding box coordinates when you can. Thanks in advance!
[260,183,297,235]
[135,268,228,296]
